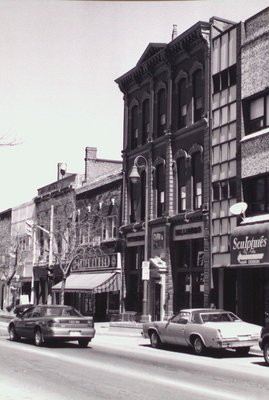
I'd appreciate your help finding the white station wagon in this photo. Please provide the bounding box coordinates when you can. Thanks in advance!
[142,308,262,355]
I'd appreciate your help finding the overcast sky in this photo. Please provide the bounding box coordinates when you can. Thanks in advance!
[0,0,268,211]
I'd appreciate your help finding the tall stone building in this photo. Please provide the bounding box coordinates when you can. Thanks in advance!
[116,20,214,321]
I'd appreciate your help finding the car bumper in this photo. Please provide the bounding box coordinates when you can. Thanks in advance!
[216,338,259,349]
[43,327,96,341]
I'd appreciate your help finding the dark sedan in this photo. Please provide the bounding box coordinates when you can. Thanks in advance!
[8,304,95,347]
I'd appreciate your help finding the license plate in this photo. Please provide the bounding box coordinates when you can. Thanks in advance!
[69,331,81,336]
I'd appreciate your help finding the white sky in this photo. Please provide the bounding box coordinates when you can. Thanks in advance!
[0,0,268,211]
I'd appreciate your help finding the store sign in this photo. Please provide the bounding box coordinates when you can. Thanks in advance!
[71,253,121,272]
[173,222,204,241]
[231,231,269,266]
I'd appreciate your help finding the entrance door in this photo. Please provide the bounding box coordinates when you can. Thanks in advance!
[95,293,107,322]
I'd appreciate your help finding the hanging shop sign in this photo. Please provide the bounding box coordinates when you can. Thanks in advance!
[231,223,269,266]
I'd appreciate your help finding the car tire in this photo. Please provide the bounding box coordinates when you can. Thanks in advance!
[150,331,161,349]
[34,328,44,347]
[78,339,90,348]
[193,336,206,355]
[263,342,269,365]
[9,325,20,342]
[236,346,250,356]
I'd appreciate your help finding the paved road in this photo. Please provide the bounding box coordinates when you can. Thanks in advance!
[0,331,269,400]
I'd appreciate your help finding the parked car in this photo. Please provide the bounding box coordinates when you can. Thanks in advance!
[142,308,262,355]
[259,326,269,365]
[8,305,95,348]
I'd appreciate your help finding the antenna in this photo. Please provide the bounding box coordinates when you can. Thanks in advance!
[229,202,248,221]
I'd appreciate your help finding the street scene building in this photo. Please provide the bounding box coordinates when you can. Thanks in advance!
[0,6,269,327]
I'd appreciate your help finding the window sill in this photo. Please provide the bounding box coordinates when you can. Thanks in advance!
[241,127,269,142]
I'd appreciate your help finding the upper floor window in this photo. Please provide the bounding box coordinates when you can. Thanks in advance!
[130,181,139,223]
[142,99,150,145]
[102,216,117,240]
[177,158,186,212]
[157,89,166,137]
[212,64,236,93]
[193,70,203,122]
[156,163,165,217]
[130,105,138,149]
[243,174,269,215]
[192,152,203,209]
[243,93,269,135]
[178,79,187,129]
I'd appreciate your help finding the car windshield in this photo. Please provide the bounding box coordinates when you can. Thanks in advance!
[41,307,81,317]
[201,312,240,323]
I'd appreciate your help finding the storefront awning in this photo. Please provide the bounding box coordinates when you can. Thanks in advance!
[51,272,121,293]
[150,257,167,272]
[230,222,269,267]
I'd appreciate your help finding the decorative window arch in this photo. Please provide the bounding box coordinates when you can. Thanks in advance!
[189,61,204,84]
[175,70,189,87]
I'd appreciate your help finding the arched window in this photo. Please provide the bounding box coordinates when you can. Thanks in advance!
[192,152,202,209]
[177,158,186,212]
[178,79,187,129]
[142,99,150,145]
[193,70,203,122]
[130,106,138,149]
[157,88,166,137]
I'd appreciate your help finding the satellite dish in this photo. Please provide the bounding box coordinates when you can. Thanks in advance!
[229,202,248,216]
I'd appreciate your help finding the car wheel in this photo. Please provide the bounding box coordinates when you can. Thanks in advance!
[150,331,161,349]
[193,336,206,355]
[236,346,250,356]
[78,339,90,348]
[9,325,20,342]
[263,342,269,365]
[34,328,44,347]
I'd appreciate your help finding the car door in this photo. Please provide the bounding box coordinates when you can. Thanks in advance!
[162,312,190,346]
[15,307,35,338]
[20,307,41,339]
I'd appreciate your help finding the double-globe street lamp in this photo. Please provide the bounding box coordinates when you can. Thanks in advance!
[129,155,150,322]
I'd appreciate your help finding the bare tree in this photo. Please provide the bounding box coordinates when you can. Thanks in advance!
[37,199,106,305]
[0,132,22,147]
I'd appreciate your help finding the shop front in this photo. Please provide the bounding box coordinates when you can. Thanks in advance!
[230,222,269,325]
[171,221,205,311]
[52,253,122,321]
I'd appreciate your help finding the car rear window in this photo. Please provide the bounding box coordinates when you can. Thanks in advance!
[201,313,233,323]
[41,307,81,317]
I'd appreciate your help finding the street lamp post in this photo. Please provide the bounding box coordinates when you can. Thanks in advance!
[129,155,150,322]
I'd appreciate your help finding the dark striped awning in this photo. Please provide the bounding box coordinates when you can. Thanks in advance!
[52,272,120,293]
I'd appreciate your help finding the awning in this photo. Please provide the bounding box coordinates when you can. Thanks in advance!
[150,257,167,272]
[52,272,121,293]
[230,222,269,267]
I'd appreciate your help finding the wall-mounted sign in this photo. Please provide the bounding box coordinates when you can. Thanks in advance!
[126,232,145,247]
[173,222,204,241]
[151,227,166,258]
[142,261,150,280]
[71,253,121,272]
[231,223,269,266]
